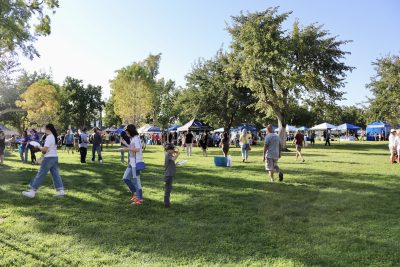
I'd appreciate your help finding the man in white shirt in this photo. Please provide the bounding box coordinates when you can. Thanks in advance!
[79,128,89,163]
[388,129,397,163]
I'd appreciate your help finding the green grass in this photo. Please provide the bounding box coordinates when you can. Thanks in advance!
[1,141,399,266]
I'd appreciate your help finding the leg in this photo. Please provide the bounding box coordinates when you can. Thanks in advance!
[122,165,136,194]
[164,176,173,207]
[96,146,102,161]
[29,157,53,190]
[133,171,143,200]
[120,150,125,163]
[49,158,64,191]
[92,145,95,162]
[241,145,245,161]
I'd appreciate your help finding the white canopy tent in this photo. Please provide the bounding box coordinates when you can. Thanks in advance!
[310,123,337,131]
[274,125,297,132]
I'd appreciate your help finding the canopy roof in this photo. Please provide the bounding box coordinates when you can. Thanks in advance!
[334,123,361,131]
[138,124,161,133]
[236,123,257,132]
[166,125,181,132]
[274,125,297,132]
[310,123,337,130]
[366,121,391,129]
[177,119,213,132]
[296,126,309,131]
[113,125,126,135]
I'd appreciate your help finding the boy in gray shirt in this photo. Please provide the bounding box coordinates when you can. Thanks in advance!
[164,144,180,208]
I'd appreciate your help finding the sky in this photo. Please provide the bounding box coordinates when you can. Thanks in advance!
[19,0,400,105]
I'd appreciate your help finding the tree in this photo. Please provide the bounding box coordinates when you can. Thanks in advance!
[156,78,180,130]
[184,50,257,131]
[103,95,122,127]
[16,79,60,126]
[367,54,400,126]
[0,0,59,59]
[227,8,353,149]
[59,77,104,129]
[110,63,153,125]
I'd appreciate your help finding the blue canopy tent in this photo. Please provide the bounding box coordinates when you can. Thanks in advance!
[166,125,181,132]
[177,119,213,132]
[113,125,126,135]
[296,126,309,131]
[366,121,391,141]
[335,123,361,131]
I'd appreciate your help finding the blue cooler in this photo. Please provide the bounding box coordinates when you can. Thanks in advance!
[214,156,228,167]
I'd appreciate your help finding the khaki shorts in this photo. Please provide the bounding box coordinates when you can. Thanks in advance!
[265,158,280,172]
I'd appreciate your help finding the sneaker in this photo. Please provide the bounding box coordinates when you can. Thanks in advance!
[22,190,36,198]
[54,190,66,197]
[132,199,143,205]
[99,160,103,164]
[278,171,284,182]
[131,194,137,202]
[302,159,305,163]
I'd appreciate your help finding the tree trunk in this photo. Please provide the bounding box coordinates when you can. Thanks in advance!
[277,115,289,151]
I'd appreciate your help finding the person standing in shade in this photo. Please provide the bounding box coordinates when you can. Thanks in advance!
[263,124,283,183]
[22,124,65,198]
[29,129,40,164]
[293,130,305,162]
[220,132,230,157]
[20,131,29,163]
[239,129,250,162]
[185,131,194,156]
[0,131,5,167]
[79,128,89,163]
[91,127,103,163]
[163,143,180,208]
[199,134,208,157]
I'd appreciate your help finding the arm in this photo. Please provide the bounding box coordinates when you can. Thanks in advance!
[279,142,282,158]
[263,143,267,162]
[171,151,180,161]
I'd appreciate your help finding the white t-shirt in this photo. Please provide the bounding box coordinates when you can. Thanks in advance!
[44,134,58,158]
[79,133,88,148]
[394,136,400,150]
[129,136,143,164]
[389,134,396,148]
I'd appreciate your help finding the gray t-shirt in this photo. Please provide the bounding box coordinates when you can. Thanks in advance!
[264,133,280,160]
[164,153,176,177]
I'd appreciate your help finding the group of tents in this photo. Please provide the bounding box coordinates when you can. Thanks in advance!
[106,120,393,142]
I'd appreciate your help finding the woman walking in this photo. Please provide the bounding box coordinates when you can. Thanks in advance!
[22,124,65,198]
[239,129,250,162]
[121,124,144,205]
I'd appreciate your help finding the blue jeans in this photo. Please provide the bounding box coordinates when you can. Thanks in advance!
[241,144,249,160]
[122,164,142,200]
[29,157,64,191]
[92,145,102,161]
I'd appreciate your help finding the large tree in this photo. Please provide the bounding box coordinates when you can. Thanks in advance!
[59,77,103,129]
[16,79,60,126]
[184,50,257,131]
[155,78,180,130]
[0,0,59,59]
[227,8,353,148]
[103,95,122,127]
[110,63,153,125]
[367,54,400,126]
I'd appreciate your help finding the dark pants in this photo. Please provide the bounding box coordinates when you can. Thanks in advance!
[325,139,330,146]
[80,147,87,163]
[92,145,102,161]
[164,176,174,204]
[29,145,37,163]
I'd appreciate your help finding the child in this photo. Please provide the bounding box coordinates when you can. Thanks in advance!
[199,134,207,157]
[164,144,180,208]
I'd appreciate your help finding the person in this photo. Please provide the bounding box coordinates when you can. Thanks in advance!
[263,124,283,183]
[91,127,103,163]
[235,132,240,148]
[121,124,144,205]
[396,130,400,164]
[105,132,110,147]
[388,129,397,163]
[310,131,316,145]
[180,133,186,152]
[22,124,65,198]
[220,132,230,157]
[239,129,250,162]
[185,131,194,156]
[324,130,331,146]
[293,130,305,162]
[9,134,16,151]
[79,128,89,163]
[64,130,74,154]
[120,130,130,164]
[28,129,40,164]
[0,131,5,167]
[164,143,180,208]
[19,131,29,163]
[199,134,208,157]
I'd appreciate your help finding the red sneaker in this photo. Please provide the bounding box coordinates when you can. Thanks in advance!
[131,194,137,202]
[132,199,143,205]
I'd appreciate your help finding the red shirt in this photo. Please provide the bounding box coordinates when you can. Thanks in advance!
[295,133,304,145]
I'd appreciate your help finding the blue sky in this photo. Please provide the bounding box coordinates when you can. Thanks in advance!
[20,0,400,105]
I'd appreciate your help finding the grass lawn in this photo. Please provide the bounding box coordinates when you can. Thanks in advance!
[0,141,399,266]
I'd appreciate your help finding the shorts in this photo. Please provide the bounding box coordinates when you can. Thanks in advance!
[265,158,280,172]
[66,144,74,148]
[0,146,5,155]
[296,145,302,152]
